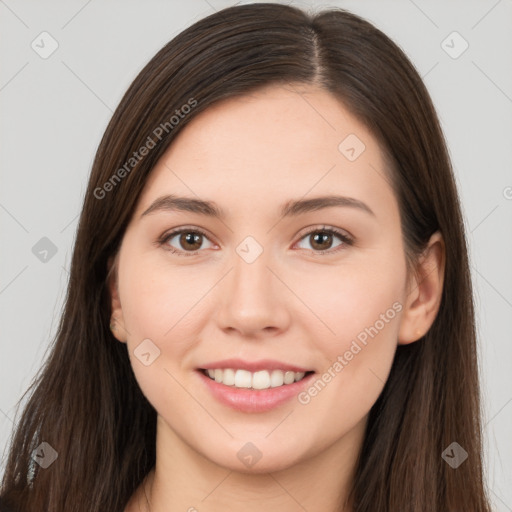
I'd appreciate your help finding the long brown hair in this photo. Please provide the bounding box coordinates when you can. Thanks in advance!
[0,3,491,511]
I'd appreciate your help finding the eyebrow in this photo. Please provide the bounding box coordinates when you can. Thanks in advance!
[140,194,375,219]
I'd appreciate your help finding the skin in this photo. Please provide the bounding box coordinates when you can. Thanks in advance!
[109,83,445,512]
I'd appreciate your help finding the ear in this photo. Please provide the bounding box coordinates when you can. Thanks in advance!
[107,253,128,343]
[397,231,445,345]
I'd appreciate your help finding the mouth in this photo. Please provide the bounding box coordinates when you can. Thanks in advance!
[199,368,315,390]
[196,365,316,413]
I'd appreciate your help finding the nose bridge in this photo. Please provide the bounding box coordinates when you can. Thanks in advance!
[215,235,290,335]
[230,236,275,304]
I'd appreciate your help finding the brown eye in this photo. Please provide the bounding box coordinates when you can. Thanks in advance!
[178,232,203,251]
[295,227,353,254]
[310,231,335,251]
[160,228,215,256]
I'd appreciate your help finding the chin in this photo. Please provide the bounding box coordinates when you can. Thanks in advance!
[200,437,310,475]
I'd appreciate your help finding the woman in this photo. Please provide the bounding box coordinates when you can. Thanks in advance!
[0,3,491,511]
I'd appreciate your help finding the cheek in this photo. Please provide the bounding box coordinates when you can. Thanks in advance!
[119,254,208,340]
[293,253,404,411]
[117,258,208,413]
[117,257,212,396]
[299,254,404,350]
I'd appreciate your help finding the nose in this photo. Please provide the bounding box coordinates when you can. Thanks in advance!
[215,247,291,339]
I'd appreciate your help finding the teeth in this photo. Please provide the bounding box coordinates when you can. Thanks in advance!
[222,368,235,386]
[204,368,307,389]
[235,369,252,388]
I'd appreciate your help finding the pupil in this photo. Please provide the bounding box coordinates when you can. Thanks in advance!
[312,232,331,250]
[182,232,201,249]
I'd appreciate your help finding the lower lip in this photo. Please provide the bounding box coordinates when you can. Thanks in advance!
[196,370,315,413]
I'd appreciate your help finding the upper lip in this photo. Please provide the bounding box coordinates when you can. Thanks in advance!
[199,358,313,373]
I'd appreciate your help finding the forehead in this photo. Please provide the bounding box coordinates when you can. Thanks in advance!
[170,84,367,163]
[135,84,395,222]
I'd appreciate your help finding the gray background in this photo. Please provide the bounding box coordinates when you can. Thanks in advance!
[1,0,511,509]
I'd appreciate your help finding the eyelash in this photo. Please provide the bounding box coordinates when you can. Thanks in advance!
[157,225,354,257]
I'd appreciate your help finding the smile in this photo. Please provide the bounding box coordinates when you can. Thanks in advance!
[196,367,316,413]
[201,368,313,389]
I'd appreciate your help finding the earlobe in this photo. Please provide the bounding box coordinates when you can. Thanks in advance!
[107,254,128,343]
[397,231,445,345]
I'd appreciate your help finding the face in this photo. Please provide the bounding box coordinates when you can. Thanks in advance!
[110,83,411,473]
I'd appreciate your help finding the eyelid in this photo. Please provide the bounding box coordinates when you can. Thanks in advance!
[295,224,353,244]
[293,225,353,255]
[156,225,217,256]
[157,224,354,257]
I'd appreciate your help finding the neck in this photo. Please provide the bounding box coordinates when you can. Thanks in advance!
[130,415,365,512]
